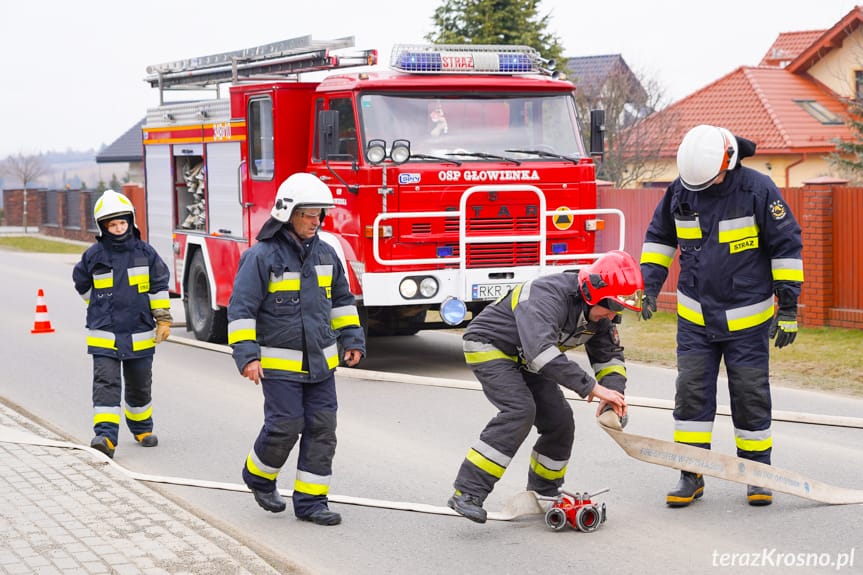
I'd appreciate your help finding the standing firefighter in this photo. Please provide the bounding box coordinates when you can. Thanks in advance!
[73,190,172,458]
[448,250,643,524]
[639,124,804,507]
[228,172,365,526]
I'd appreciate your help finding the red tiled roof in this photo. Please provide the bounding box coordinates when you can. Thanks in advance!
[636,66,850,158]
[788,6,863,73]
[759,30,826,67]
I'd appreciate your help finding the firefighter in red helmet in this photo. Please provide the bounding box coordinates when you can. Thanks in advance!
[448,250,643,523]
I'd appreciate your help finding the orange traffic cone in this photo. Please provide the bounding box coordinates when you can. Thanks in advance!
[31,289,55,334]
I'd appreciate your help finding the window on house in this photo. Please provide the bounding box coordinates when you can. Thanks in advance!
[794,99,843,125]
[856,71,863,100]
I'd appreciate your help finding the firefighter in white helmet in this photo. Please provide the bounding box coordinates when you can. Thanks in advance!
[72,189,172,458]
[640,125,803,507]
[228,172,365,525]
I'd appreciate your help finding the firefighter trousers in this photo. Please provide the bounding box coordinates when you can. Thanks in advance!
[242,373,338,518]
[673,323,773,464]
[453,356,574,501]
[92,355,154,445]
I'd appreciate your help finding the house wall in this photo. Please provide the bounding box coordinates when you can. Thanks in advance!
[808,27,863,99]
[636,153,843,188]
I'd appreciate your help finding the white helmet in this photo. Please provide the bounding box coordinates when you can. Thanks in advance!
[676,125,739,191]
[271,173,334,223]
[93,189,135,230]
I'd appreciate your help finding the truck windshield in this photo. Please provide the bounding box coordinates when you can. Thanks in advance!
[358,93,585,161]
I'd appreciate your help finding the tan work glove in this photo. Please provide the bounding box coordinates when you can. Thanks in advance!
[155,321,171,344]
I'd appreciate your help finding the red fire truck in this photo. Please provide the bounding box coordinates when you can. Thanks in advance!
[141,36,624,343]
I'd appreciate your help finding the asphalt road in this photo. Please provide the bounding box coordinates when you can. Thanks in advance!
[2,249,862,575]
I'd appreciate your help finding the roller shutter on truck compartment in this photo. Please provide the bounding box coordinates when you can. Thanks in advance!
[144,144,175,287]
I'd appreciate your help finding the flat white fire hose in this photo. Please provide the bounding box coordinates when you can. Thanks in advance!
[0,426,544,521]
[596,410,863,505]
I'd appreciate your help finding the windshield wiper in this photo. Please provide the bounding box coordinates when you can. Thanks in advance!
[410,153,463,166]
[446,151,521,165]
[505,149,580,164]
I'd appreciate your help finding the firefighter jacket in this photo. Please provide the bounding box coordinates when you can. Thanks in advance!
[640,167,804,341]
[227,225,365,383]
[464,273,627,398]
[73,232,171,359]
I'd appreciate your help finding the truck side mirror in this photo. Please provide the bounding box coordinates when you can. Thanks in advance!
[589,109,605,162]
[317,110,341,160]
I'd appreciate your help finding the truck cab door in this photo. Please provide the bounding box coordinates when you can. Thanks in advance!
[244,95,278,244]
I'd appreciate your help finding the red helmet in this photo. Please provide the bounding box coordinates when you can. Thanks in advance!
[578,250,644,312]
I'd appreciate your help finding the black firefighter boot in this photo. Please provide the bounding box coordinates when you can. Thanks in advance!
[448,490,487,523]
[666,471,705,507]
[747,485,773,506]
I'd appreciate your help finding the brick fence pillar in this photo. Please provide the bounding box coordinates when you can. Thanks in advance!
[799,185,835,327]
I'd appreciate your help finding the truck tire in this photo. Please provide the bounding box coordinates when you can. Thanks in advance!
[186,251,228,343]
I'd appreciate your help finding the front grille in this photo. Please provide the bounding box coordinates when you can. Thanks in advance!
[468,243,540,267]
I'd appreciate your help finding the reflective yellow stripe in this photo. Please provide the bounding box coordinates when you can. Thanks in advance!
[718,216,758,243]
[326,353,340,370]
[727,307,774,331]
[260,357,306,373]
[268,278,300,292]
[674,430,712,444]
[94,412,121,425]
[675,218,702,240]
[87,337,117,350]
[464,350,519,364]
[640,251,674,268]
[93,277,113,289]
[726,297,775,331]
[466,448,506,479]
[772,269,804,281]
[294,479,329,496]
[677,303,705,326]
[331,314,360,330]
[596,365,626,381]
[529,457,567,480]
[246,454,279,481]
[125,406,153,422]
[510,284,523,311]
[228,329,256,345]
[736,436,773,452]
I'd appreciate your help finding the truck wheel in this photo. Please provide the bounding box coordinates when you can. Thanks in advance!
[186,251,227,343]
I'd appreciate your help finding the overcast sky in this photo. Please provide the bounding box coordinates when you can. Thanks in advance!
[0,1,857,158]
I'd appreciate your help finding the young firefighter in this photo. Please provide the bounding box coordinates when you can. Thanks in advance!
[73,189,172,459]
[228,172,365,526]
[448,250,643,523]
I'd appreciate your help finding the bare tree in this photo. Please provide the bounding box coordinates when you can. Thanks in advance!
[1,153,51,233]
[573,65,677,187]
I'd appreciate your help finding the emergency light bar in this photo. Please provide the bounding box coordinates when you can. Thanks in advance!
[390,44,553,76]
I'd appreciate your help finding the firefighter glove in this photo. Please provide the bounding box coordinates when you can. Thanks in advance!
[155,321,171,344]
[640,294,657,321]
[769,311,797,348]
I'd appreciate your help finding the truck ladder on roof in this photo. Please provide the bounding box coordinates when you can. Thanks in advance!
[144,35,376,94]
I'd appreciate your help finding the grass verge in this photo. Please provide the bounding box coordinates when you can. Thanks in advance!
[0,236,87,254]
[617,310,863,396]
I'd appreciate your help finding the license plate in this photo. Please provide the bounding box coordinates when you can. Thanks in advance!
[472,283,519,300]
